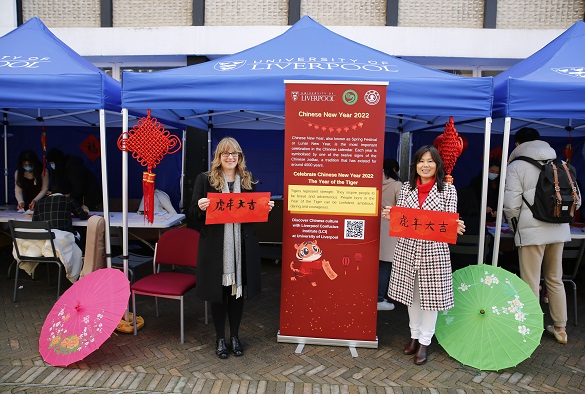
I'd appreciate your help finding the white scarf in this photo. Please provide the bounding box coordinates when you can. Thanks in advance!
[222,173,243,298]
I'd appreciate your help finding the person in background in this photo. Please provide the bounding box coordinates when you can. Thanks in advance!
[137,189,177,214]
[455,187,480,236]
[503,127,579,344]
[470,159,501,223]
[378,158,401,311]
[46,148,101,211]
[15,150,49,212]
[32,180,89,247]
[382,145,466,365]
[189,137,274,359]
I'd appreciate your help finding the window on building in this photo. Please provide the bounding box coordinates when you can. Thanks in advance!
[481,70,504,77]
[439,69,474,77]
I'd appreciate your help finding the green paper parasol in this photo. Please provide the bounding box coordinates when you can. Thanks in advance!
[435,264,543,371]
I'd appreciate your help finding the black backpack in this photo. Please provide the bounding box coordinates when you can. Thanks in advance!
[513,156,580,223]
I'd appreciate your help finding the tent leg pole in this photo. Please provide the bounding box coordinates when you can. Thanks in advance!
[492,117,512,267]
[207,114,212,169]
[100,109,112,269]
[4,112,8,206]
[478,117,492,264]
[122,108,130,323]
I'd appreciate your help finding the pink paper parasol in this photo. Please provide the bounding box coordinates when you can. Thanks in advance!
[39,268,130,367]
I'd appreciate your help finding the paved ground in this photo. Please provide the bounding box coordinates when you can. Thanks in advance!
[1,245,584,394]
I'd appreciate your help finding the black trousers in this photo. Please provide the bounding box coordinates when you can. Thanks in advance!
[210,285,245,339]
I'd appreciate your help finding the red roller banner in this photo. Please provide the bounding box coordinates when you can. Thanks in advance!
[278,81,387,348]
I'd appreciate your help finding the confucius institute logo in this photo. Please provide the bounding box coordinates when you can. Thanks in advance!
[364,90,381,105]
[342,90,358,105]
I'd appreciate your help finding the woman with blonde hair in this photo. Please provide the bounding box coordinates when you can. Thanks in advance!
[190,137,274,359]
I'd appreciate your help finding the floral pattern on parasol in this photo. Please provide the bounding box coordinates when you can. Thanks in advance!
[46,307,106,355]
[39,268,130,367]
[436,264,543,371]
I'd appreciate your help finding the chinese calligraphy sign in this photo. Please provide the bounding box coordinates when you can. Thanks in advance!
[389,206,459,244]
[205,192,271,224]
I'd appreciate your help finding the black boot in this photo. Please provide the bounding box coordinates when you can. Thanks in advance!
[231,336,244,356]
[216,338,229,359]
[403,338,418,355]
[414,344,428,365]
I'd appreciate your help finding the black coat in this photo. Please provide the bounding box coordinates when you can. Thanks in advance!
[52,155,101,210]
[189,173,262,303]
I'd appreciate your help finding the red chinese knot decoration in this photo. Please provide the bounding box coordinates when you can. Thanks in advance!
[433,116,463,184]
[117,110,181,223]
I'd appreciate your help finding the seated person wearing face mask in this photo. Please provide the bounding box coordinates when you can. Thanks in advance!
[470,159,501,223]
[15,150,49,212]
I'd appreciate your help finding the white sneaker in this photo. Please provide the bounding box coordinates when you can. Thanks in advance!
[377,300,395,311]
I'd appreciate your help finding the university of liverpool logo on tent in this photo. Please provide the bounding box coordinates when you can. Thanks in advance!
[214,60,247,71]
[0,56,51,68]
[551,67,585,78]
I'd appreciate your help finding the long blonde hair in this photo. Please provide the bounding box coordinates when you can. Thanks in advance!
[207,137,256,191]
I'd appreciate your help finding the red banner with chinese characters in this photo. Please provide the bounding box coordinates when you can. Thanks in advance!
[278,81,387,347]
[389,206,459,244]
[205,192,271,224]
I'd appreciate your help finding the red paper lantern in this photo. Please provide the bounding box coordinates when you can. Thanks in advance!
[434,116,463,184]
[341,256,350,274]
[341,256,350,267]
[354,252,363,271]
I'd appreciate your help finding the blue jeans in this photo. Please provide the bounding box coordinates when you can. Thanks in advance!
[378,260,392,302]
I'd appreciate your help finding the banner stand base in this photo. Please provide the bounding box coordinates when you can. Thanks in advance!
[277,331,378,357]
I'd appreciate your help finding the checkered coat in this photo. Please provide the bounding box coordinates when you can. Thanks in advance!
[388,181,457,311]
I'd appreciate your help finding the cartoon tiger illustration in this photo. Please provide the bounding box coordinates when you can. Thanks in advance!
[290,240,337,286]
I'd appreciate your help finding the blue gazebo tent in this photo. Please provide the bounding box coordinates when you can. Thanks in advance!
[121,16,495,263]
[489,20,585,263]
[0,17,120,117]
[122,16,493,133]
[0,17,120,267]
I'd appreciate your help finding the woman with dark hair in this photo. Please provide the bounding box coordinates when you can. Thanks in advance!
[378,158,401,311]
[382,145,465,365]
[15,150,49,211]
[190,137,274,359]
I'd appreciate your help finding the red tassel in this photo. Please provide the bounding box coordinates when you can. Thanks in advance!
[41,128,47,177]
[142,172,156,224]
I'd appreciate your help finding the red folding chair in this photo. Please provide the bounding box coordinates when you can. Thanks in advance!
[131,227,204,343]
